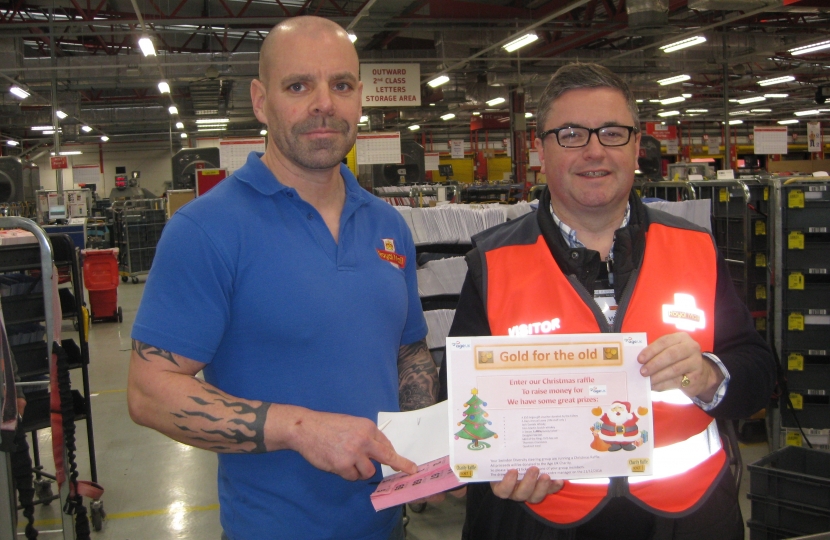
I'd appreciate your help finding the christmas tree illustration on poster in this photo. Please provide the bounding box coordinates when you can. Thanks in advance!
[455,388,498,450]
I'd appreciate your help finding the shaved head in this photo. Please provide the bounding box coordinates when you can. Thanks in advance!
[258,16,356,89]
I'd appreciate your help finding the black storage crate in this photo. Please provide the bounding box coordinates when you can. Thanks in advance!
[749,495,830,537]
[780,399,830,430]
[749,446,830,511]
[747,519,811,540]
[781,184,830,229]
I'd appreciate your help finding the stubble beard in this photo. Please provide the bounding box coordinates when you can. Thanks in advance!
[273,116,355,170]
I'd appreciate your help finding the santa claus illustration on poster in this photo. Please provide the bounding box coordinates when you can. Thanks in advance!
[589,401,650,452]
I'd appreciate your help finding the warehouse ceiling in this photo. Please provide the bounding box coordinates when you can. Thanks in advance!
[0,0,829,154]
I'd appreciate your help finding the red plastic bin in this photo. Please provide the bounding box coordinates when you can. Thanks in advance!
[81,248,122,323]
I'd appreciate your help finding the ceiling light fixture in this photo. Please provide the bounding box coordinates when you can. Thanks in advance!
[737,96,766,105]
[181,133,188,138]
[359,115,369,123]
[175,122,184,129]
[197,126,226,132]
[503,33,538,53]
[758,75,795,86]
[789,40,830,56]
[347,33,357,43]
[427,75,449,88]
[657,74,690,86]
[660,36,707,53]
[10,85,30,99]
[794,109,820,116]
[56,110,68,119]
[472,111,481,116]
[158,81,170,94]
[195,118,228,124]
[441,113,456,121]
[100,135,109,142]
[751,109,772,113]
[81,125,93,132]
[486,97,505,107]
[660,96,686,105]
[686,109,708,113]
[138,37,156,56]
[778,119,798,125]
[51,150,82,156]
[6,140,19,147]
[31,125,56,131]
[729,110,749,116]
[168,105,178,115]
[764,93,788,98]
[658,110,680,117]
[260,129,267,135]
[728,119,743,125]
[408,125,420,131]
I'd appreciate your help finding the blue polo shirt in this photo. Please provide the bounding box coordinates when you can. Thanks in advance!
[133,152,427,540]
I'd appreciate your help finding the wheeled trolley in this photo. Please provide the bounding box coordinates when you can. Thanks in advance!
[111,199,166,283]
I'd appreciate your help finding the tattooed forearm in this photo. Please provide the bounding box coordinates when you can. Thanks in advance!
[398,339,438,411]
[132,340,179,366]
[167,379,271,453]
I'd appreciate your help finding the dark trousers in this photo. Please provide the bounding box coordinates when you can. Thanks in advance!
[461,471,744,540]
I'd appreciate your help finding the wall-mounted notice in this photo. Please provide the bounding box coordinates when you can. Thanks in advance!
[425,152,440,171]
[665,139,678,155]
[356,132,402,165]
[73,164,101,186]
[753,126,788,155]
[219,138,266,173]
[360,63,421,107]
[808,122,822,153]
[707,136,721,156]
[449,140,465,159]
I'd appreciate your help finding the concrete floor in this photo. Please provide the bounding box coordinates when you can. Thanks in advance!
[15,280,769,539]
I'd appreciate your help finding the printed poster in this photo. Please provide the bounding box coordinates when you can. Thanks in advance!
[808,122,822,153]
[446,333,653,482]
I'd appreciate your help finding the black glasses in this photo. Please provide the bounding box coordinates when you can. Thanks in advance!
[538,125,638,148]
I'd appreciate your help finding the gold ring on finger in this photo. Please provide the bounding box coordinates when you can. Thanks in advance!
[681,374,691,388]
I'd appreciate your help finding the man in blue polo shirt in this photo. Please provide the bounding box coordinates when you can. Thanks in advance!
[127,16,437,540]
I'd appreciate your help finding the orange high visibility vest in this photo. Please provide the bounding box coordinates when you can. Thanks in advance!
[478,216,728,526]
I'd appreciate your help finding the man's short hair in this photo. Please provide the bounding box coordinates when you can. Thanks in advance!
[536,63,640,133]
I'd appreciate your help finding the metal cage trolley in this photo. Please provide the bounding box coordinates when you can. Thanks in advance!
[111,199,166,284]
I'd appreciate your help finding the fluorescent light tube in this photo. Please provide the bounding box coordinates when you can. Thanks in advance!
[737,96,766,105]
[441,113,456,121]
[10,86,30,99]
[6,140,19,146]
[503,33,538,53]
[686,109,708,113]
[658,110,680,117]
[657,75,690,86]
[778,119,798,125]
[408,125,420,131]
[728,120,743,125]
[347,33,357,43]
[56,110,68,119]
[764,94,788,98]
[789,40,830,56]
[758,75,795,86]
[660,36,706,53]
[660,96,686,105]
[168,106,179,115]
[81,125,93,132]
[486,97,505,107]
[158,81,170,94]
[138,37,156,56]
[181,133,188,138]
[100,136,109,142]
[195,118,229,124]
[175,122,184,129]
[794,109,820,116]
[427,76,449,88]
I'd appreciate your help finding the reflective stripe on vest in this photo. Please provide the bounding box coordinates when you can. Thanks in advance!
[479,217,727,524]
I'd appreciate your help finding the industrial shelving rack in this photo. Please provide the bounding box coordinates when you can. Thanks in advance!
[112,199,166,283]
[770,177,830,451]
[689,179,772,342]
[0,218,102,539]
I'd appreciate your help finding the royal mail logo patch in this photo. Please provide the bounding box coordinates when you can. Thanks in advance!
[662,293,705,331]
[377,238,405,269]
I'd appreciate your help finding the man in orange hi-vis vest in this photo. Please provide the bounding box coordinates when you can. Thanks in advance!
[442,63,775,540]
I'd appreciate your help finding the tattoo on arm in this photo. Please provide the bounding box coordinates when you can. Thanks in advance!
[168,378,270,453]
[132,340,179,367]
[398,339,438,411]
